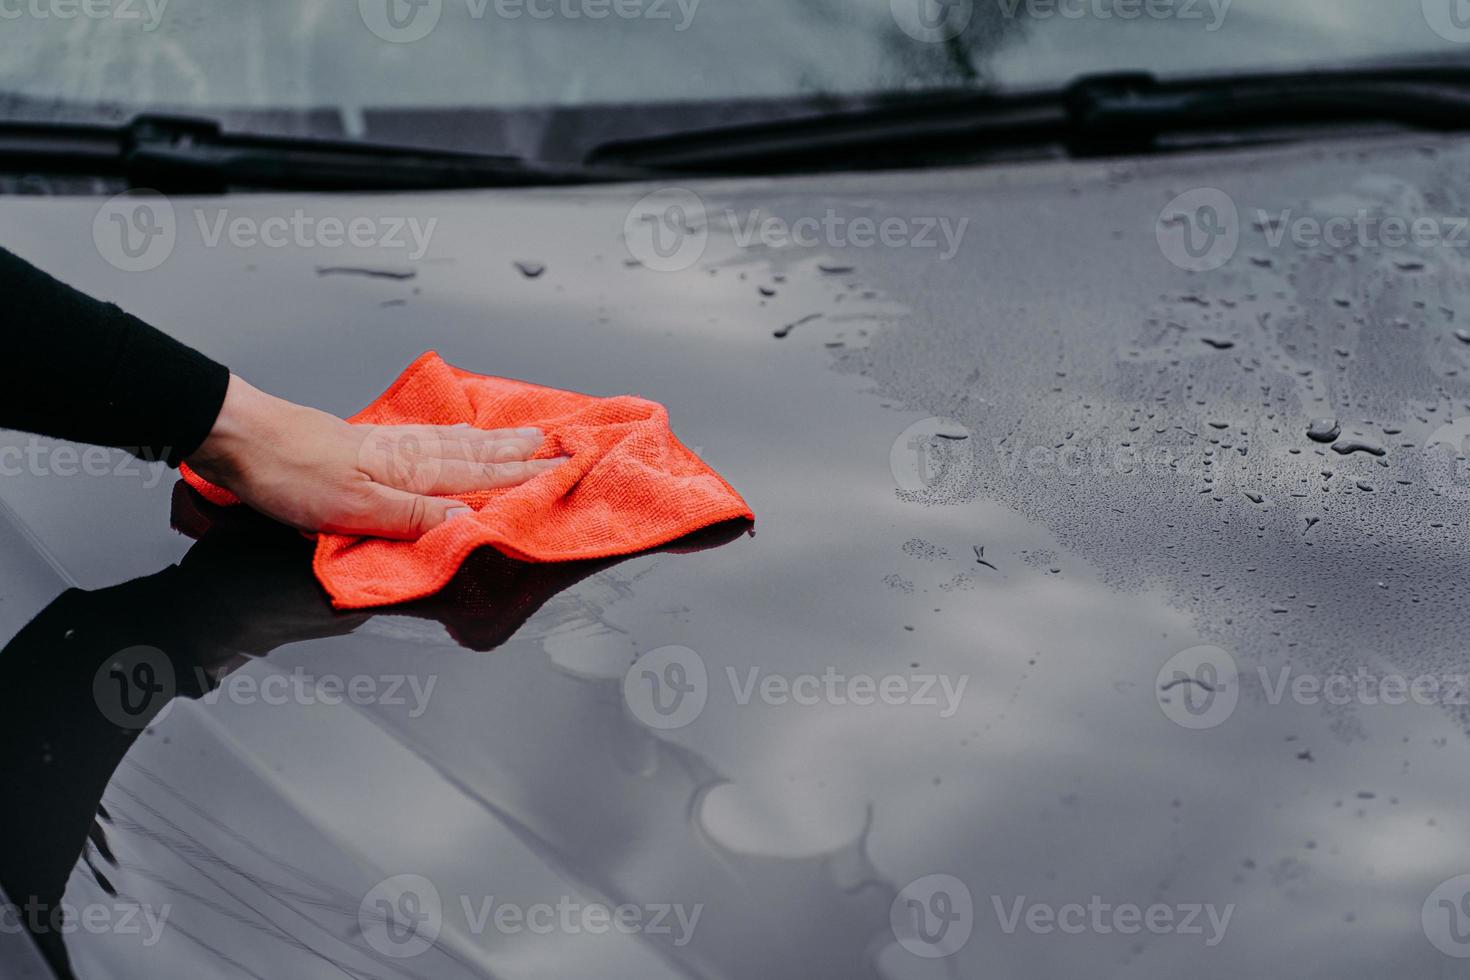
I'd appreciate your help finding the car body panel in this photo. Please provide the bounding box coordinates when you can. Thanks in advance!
[3,130,1470,977]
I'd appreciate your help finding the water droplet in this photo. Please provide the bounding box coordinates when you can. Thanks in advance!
[1331,439,1386,457]
[773,313,822,339]
[1307,419,1341,443]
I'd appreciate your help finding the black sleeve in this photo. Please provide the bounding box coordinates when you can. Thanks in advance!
[0,245,230,466]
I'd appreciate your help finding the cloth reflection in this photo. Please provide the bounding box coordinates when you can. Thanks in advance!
[0,485,748,977]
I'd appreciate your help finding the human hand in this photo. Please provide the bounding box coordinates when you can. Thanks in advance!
[185,374,566,539]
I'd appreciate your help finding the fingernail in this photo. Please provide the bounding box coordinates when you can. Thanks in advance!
[445,506,473,521]
[516,427,542,437]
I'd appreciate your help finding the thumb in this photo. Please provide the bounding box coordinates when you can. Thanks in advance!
[359,484,473,540]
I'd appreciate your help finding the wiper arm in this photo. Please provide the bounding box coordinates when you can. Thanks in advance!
[1067,69,1470,155]
[0,114,652,191]
[585,68,1470,174]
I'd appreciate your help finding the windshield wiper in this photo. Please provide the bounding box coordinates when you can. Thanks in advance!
[0,114,654,191]
[585,67,1470,175]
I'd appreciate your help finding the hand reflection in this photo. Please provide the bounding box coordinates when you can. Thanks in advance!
[0,484,748,977]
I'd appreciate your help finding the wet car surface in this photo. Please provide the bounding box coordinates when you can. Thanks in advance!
[6,128,1470,977]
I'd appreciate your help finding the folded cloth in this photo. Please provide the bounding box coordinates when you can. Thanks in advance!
[179,351,754,609]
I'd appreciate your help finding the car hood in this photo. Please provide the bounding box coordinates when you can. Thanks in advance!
[4,133,1470,978]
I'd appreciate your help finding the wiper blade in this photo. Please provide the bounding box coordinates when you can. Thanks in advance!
[585,67,1470,174]
[0,114,652,191]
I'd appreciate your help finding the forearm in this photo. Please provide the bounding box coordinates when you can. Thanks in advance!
[0,246,229,465]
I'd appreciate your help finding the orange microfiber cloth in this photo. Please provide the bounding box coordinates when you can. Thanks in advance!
[179,352,754,609]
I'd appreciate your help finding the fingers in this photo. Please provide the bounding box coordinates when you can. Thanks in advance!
[408,455,570,495]
[326,452,571,539]
[323,485,475,540]
[358,424,552,491]
[393,425,545,461]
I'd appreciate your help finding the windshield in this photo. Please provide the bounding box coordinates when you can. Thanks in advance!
[1,0,1467,158]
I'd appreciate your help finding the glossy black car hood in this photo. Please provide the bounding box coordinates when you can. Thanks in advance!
[4,131,1470,978]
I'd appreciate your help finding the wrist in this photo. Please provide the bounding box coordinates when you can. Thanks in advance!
[186,374,276,480]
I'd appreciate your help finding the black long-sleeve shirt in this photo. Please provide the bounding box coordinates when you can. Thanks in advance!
[1,246,229,466]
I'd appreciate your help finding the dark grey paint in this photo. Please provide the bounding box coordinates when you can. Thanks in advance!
[3,130,1470,977]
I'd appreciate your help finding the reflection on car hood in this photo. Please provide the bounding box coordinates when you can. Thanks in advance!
[4,130,1470,978]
